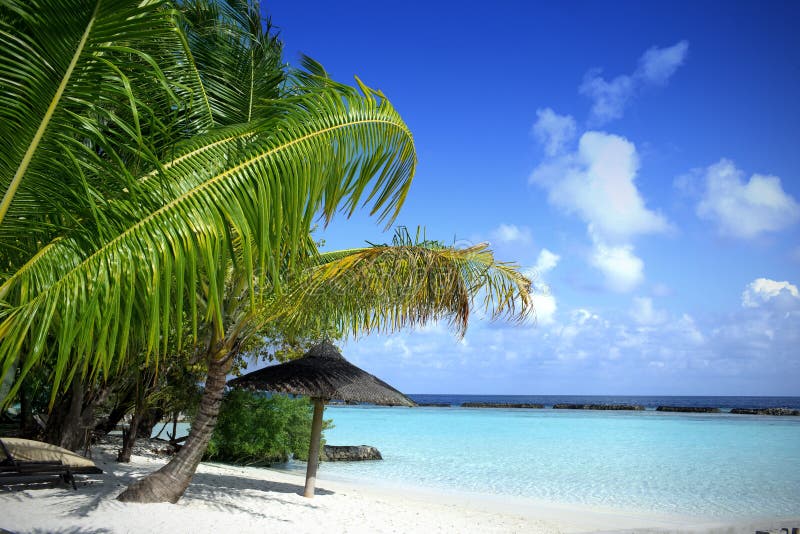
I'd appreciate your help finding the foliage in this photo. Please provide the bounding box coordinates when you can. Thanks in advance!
[0,0,534,503]
[270,227,533,340]
[205,389,330,465]
[0,0,416,404]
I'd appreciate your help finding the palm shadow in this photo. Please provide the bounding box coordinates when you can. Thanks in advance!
[186,469,334,504]
[4,454,335,513]
[26,529,112,534]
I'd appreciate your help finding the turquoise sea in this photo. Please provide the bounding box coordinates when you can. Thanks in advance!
[169,395,800,520]
[317,396,800,520]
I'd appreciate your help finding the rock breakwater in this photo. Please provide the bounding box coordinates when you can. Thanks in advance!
[730,408,800,416]
[461,402,544,409]
[552,403,644,411]
[656,406,721,413]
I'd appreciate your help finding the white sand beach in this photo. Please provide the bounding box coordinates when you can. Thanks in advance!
[0,444,794,534]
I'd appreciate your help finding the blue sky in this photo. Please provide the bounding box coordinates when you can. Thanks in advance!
[266,1,800,395]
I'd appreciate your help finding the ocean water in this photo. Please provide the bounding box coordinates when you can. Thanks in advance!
[316,396,800,519]
[409,393,800,410]
[164,395,800,519]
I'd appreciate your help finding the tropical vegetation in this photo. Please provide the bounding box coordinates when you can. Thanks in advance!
[0,0,533,504]
[206,391,328,465]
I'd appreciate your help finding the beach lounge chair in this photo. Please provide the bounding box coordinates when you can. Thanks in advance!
[0,437,102,490]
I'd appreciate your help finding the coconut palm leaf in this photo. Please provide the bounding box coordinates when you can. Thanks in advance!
[0,79,416,399]
[0,0,211,250]
[181,0,285,125]
[272,230,533,341]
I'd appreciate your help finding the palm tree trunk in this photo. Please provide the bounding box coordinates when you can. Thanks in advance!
[44,377,85,450]
[116,352,233,503]
[303,399,325,498]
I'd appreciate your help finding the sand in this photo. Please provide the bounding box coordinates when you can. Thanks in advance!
[0,445,795,534]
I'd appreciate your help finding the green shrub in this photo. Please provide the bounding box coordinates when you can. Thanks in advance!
[205,389,331,465]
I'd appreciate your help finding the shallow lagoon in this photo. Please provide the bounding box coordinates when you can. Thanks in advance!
[319,405,800,519]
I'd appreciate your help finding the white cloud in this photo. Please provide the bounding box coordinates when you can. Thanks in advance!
[590,241,644,292]
[523,248,561,325]
[534,248,560,274]
[742,278,800,308]
[579,71,636,125]
[580,41,689,125]
[534,291,557,326]
[490,223,532,245]
[677,313,706,345]
[531,131,670,243]
[340,283,798,394]
[696,159,800,239]
[675,314,705,345]
[558,309,601,343]
[637,40,689,85]
[532,108,577,156]
[573,308,599,325]
[383,337,412,359]
[530,131,668,293]
[630,296,668,325]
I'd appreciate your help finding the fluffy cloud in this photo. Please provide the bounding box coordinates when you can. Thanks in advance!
[579,71,636,125]
[530,44,684,293]
[339,283,798,395]
[637,40,690,85]
[558,308,602,340]
[531,131,669,292]
[742,278,799,308]
[580,41,688,125]
[531,131,669,243]
[524,248,561,325]
[533,291,557,326]
[532,108,577,156]
[695,159,800,238]
[534,248,560,274]
[490,223,532,245]
[590,241,644,292]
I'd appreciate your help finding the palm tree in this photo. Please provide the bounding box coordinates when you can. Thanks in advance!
[1,0,410,484]
[0,0,413,396]
[0,0,286,449]
[114,227,532,503]
[1,1,534,504]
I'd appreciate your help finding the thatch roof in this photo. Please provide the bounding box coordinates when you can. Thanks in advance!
[228,341,415,407]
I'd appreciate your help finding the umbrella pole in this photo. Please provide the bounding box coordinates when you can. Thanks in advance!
[303,398,325,498]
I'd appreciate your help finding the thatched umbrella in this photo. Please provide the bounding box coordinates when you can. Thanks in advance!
[228,341,414,497]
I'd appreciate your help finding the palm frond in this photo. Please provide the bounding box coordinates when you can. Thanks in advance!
[180,0,285,125]
[273,236,533,340]
[0,0,210,247]
[0,79,415,399]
